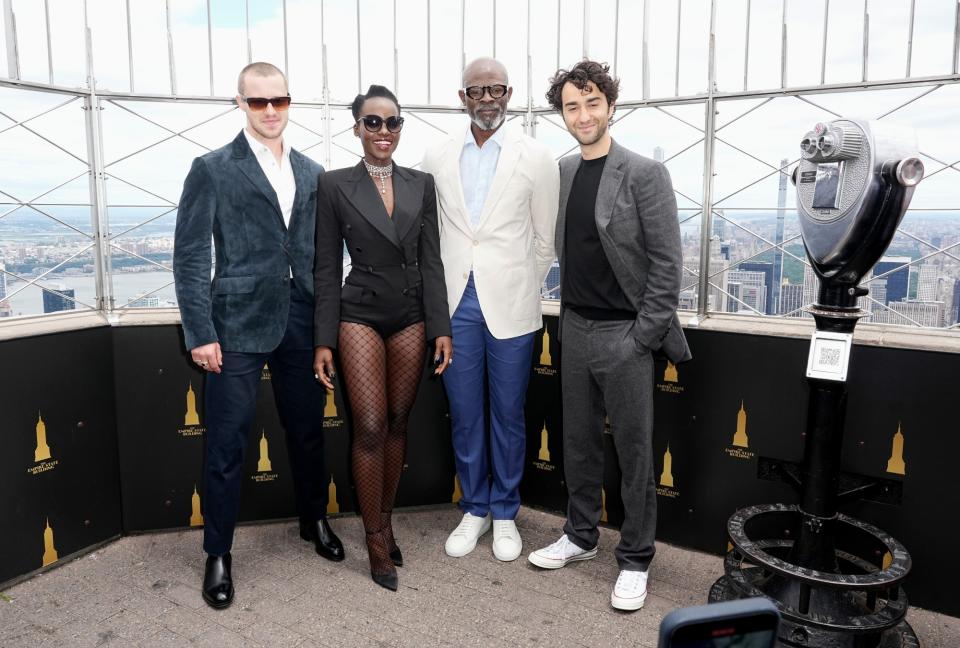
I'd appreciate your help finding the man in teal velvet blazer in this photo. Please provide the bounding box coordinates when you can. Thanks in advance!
[173,62,343,611]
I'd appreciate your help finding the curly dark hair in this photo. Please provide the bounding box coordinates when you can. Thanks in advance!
[350,84,401,120]
[545,60,619,112]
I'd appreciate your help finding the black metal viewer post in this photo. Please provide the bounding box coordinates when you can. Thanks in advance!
[710,120,925,648]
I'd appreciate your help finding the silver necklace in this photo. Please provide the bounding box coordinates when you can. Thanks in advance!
[363,159,393,194]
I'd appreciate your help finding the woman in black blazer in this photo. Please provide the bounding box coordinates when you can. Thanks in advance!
[313,85,452,591]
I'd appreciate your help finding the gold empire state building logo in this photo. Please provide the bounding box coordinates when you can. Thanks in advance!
[886,423,906,475]
[538,423,551,461]
[657,444,679,498]
[534,328,557,376]
[660,445,674,487]
[725,401,755,460]
[658,361,683,393]
[29,412,58,476]
[252,430,278,482]
[35,412,51,461]
[532,421,555,471]
[190,485,204,527]
[664,362,678,383]
[323,389,343,428]
[42,518,58,566]
[327,475,340,515]
[733,401,749,447]
[257,431,272,472]
[539,329,552,366]
[185,382,200,425]
[452,474,463,503]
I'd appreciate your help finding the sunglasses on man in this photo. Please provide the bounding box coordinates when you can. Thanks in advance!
[356,115,405,133]
[241,96,292,112]
[463,84,508,100]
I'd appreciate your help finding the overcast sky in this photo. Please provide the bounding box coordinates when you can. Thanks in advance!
[1,0,959,226]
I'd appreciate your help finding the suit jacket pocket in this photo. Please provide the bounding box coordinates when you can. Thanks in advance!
[212,276,255,295]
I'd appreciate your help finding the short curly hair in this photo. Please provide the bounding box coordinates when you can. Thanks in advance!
[545,60,619,112]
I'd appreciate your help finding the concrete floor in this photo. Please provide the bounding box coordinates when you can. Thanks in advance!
[1,506,957,647]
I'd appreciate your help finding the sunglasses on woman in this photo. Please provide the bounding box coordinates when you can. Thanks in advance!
[241,96,292,112]
[463,84,508,100]
[356,115,405,133]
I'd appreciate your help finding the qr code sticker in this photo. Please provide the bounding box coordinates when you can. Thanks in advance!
[819,346,841,367]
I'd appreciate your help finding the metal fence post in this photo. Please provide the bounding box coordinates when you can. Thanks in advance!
[695,0,718,322]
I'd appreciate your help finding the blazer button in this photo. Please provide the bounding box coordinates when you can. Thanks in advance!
[401,263,406,270]
[473,240,479,246]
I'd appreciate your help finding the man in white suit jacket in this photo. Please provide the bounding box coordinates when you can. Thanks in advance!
[422,57,559,562]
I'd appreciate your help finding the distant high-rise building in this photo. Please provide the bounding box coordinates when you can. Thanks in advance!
[738,261,774,314]
[872,256,911,305]
[0,260,7,300]
[802,264,819,316]
[726,270,767,314]
[779,281,804,316]
[543,261,561,300]
[653,146,665,162]
[886,300,944,327]
[951,279,960,325]
[712,210,726,241]
[773,158,789,318]
[916,263,938,302]
[42,284,75,313]
[127,296,160,308]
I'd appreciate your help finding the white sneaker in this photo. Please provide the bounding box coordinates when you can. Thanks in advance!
[444,513,492,557]
[611,569,648,611]
[527,534,598,569]
[491,520,522,562]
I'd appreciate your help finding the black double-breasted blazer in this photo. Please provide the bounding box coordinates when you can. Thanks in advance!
[313,161,451,349]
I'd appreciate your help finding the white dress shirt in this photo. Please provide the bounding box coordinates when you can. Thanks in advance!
[459,125,505,230]
[243,128,295,229]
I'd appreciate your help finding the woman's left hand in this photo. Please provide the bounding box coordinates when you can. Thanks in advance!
[433,336,453,375]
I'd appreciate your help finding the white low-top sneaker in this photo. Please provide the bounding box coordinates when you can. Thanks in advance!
[444,512,492,557]
[527,534,598,569]
[611,569,648,611]
[491,520,522,562]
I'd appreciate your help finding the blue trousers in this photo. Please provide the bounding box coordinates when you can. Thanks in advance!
[202,288,328,556]
[443,274,534,520]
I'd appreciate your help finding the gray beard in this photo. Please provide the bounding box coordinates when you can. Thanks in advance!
[471,110,505,132]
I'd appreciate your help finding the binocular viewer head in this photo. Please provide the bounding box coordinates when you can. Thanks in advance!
[792,119,923,311]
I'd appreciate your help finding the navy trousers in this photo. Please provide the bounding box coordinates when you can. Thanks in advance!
[443,273,535,520]
[202,286,328,556]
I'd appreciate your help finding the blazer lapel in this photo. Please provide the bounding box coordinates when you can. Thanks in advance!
[392,166,424,243]
[288,150,316,234]
[556,156,579,263]
[231,131,285,230]
[343,162,401,248]
[444,132,473,234]
[595,143,626,231]
[475,133,520,230]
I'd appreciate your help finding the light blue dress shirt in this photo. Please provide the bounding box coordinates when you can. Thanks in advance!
[459,125,505,230]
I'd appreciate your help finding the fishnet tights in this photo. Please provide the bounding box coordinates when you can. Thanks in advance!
[338,321,426,575]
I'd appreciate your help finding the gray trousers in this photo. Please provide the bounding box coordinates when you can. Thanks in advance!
[561,309,657,571]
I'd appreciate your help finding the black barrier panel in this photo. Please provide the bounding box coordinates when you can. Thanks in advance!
[112,327,454,537]
[3,320,957,617]
[521,321,959,617]
[0,327,121,585]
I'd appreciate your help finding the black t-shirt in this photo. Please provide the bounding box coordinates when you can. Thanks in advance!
[562,155,637,321]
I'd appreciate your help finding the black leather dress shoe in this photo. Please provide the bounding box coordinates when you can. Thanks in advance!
[299,518,345,562]
[202,553,234,610]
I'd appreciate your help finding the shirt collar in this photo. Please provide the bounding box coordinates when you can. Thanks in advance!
[243,128,290,161]
[463,123,506,150]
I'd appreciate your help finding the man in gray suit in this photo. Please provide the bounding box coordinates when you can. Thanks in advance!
[174,62,343,610]
[528,60,691,611]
